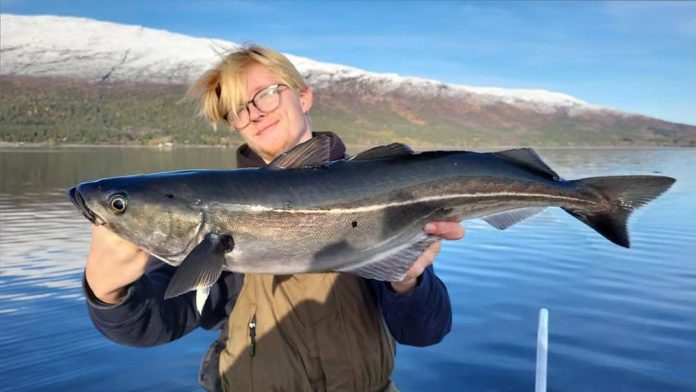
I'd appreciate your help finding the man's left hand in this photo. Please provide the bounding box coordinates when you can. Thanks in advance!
[390,221,465,294]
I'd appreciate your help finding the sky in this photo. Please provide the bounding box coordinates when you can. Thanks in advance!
[2,0,695,125]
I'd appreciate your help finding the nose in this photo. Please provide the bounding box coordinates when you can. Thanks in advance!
[248,103,265,122]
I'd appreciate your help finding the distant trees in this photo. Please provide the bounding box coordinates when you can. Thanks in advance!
[0,77,241,146]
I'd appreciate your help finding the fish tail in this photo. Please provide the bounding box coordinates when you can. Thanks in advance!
[563,175,675,248]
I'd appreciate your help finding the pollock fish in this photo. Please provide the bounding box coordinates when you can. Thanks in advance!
[68,136,675,307]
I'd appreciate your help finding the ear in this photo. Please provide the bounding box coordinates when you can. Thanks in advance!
[299,86,313,114]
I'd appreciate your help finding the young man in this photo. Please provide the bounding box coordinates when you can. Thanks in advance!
[84,45,464,391]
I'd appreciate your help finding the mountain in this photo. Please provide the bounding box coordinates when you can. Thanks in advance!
[1,13,694,147]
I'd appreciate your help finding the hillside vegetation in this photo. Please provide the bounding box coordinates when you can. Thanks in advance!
[1,76,694,147]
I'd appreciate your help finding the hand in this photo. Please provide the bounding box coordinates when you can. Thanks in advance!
[390,221,465,294]
[85,225,150,304]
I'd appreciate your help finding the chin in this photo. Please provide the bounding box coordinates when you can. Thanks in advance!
[252,128,309,160]
[253,141,285,161]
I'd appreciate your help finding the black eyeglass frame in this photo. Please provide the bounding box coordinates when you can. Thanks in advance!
[222,83,290,129]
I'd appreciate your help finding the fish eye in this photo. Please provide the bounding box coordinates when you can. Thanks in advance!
[108,194,128,214]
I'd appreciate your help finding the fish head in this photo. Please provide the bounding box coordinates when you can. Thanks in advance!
[68,173,205,259]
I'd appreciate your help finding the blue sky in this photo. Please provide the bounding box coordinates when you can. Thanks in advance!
[3,1,695,125]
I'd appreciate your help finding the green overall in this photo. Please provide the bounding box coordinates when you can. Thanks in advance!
[219,272,396,391]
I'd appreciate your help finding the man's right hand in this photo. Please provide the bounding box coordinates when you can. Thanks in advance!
[85,225,150,304]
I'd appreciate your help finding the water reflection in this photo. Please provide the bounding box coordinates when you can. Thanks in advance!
[0,146,238,194]
[1,146,695,391]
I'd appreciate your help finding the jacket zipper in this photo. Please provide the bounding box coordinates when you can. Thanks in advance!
[248,313,256,357]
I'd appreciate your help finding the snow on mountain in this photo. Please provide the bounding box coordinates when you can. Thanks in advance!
[1,13,606,116]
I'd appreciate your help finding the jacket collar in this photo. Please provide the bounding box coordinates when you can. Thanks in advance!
[235,131,347,169]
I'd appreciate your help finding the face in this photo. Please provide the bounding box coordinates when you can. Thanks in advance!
[234,63,313,162]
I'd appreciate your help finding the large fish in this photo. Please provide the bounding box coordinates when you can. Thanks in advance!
[68,136,675,308]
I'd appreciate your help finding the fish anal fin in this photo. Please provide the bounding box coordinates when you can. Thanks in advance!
[164,233,232,299]
[495,148,561,180]
[482,207,545,230]
[339,233,438,281]
[266,135,332,170]
[350,143,415,161]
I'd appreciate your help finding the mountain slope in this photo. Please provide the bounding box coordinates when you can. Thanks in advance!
[1,13,694,146]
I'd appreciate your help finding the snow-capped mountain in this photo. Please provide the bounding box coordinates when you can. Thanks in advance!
[1,14,600,116]
[1,13,694,146]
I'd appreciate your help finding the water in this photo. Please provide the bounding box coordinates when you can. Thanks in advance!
[1,146,695,391]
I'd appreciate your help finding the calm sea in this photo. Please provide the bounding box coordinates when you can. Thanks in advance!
[1,146,694,391]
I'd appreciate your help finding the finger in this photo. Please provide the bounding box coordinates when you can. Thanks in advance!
[414,240,441,270]
[395,239,444,293]
[424,221,465,240]
[92,224,122,243]
[423,239,442,259]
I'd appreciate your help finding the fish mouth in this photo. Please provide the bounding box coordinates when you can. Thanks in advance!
[67,187,105,225]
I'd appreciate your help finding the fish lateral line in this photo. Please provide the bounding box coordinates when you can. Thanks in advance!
[239,191,592,215]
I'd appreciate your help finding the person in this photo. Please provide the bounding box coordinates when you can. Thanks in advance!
[83,44,465,391]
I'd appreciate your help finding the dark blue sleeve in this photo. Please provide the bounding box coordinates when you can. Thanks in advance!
[83,261,241,347]
[367,265,452,347]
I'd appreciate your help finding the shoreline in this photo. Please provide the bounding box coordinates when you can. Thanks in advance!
[0,142,235,149]
[1,141,693,151]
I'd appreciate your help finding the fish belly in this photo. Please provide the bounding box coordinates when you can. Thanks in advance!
[220,202,446,275]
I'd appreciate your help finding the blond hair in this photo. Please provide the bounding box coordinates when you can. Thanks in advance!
[188,44,307,129]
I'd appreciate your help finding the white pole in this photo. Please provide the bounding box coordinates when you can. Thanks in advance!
[535,308,549,392]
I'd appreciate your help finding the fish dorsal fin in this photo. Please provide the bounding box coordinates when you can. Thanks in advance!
[266,135,332,170]
[350,143,414,161]
[494,148,562,180]
[482,207,545,230]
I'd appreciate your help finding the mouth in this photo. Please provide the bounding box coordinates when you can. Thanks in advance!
[67,187,105,225]
[256,120,279,136]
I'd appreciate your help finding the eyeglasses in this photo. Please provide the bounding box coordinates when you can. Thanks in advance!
[225,83,288,130]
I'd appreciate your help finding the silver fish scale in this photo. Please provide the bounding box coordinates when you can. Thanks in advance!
[214,205,424,276]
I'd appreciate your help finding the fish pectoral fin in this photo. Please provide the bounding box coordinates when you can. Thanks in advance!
[349,143,414,161]
[482,207,545,230]
[196,286,211,314]
[164,233,232,300]
[339,233,438,282]
[266,135,332,170]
